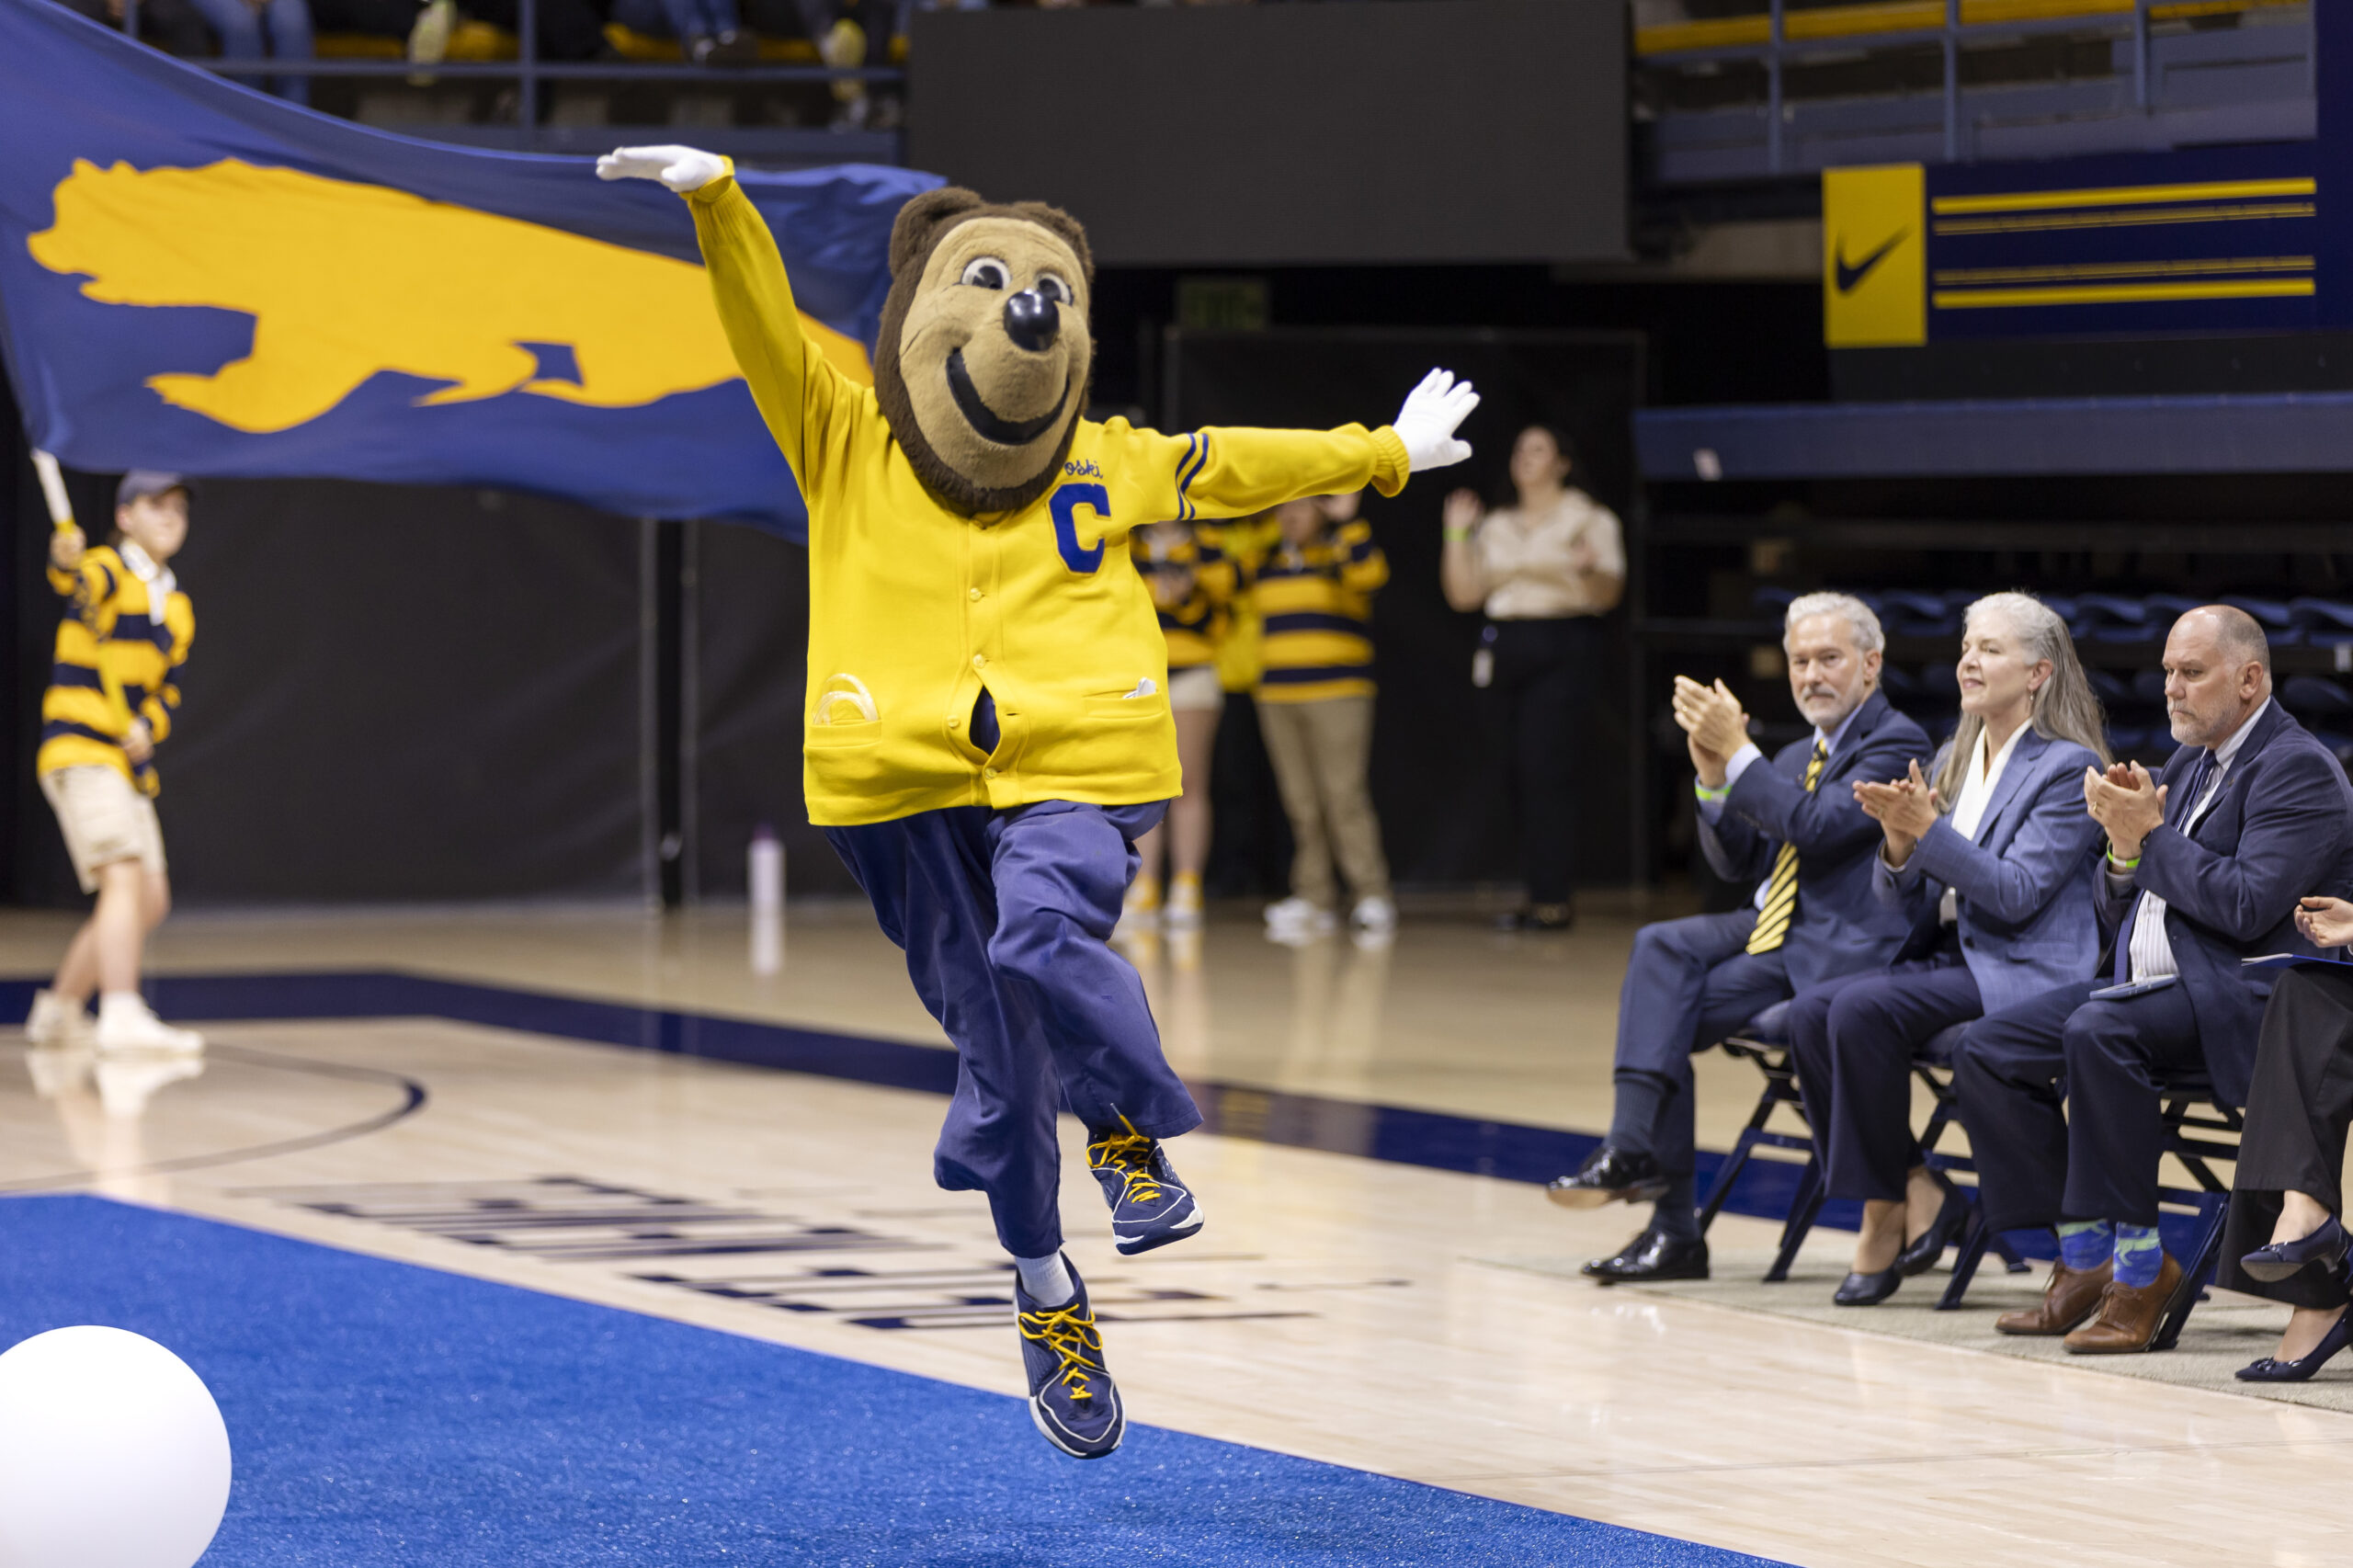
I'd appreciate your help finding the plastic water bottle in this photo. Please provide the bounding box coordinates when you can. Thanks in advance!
[749,824,783,975]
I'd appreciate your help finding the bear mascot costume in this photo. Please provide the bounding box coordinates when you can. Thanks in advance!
[599,143,1478,1459]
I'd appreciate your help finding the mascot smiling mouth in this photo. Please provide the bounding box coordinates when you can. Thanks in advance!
[947,348,1071,447]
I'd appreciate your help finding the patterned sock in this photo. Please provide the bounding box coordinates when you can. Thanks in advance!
[2056,1219,2113,1272]
[2113,1223,2165,1289]
[1652,1176,1700,1242]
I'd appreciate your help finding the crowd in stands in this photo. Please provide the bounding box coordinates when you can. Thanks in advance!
[1550,588,2353,1380]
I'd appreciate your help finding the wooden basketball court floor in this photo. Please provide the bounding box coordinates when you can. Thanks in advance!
[0,897,2347,1568]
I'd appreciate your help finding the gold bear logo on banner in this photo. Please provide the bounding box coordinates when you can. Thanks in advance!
[28,158,871,434]
[1823,164,1926,348]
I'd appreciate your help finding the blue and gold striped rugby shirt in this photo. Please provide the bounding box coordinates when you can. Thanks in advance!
[40,544,194,796]
[1254,517,1388,704]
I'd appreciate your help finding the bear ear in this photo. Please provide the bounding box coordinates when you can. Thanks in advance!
[1007,201,1094,286]
[890,187,988,280]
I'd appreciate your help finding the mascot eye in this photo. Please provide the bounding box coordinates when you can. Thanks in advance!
[1037,274,1073,306]
[961,257,1010,290]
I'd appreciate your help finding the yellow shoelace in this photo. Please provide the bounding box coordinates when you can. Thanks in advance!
[1018,1302,1104,1402]
[1086,1125,1164,1205]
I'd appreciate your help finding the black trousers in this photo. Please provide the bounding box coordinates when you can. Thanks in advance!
[2216,966,2353,1310]
[1479,616,1604,907]
[1786,951,1984,1203]
[1952,979,2205,1231]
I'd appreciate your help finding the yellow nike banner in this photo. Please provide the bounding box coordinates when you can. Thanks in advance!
[1824,165,1926,347]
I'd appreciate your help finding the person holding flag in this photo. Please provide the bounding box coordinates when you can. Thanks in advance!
[25,469,201,1057]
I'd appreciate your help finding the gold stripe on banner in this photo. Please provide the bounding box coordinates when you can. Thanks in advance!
[1934,278,2315,310]
[1932,256,2314,286]
[1932,178,2316,216]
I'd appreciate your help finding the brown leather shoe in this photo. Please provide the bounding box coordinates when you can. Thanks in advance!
[2064,1255,2185,1355]
[1995,1259,2113,1336]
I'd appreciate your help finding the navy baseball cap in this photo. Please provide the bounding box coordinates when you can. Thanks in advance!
[116,471,192,506]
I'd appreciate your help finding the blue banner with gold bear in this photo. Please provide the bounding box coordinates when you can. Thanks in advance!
[0,0,938,536]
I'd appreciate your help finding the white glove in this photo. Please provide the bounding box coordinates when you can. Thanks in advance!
[595,144,729,194]
[1392,368,1479,473]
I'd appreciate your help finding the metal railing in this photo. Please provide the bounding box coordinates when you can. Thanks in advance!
[113,0,905,149]
[1640,0,2309,176]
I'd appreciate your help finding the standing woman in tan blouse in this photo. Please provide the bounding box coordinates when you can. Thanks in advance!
[1441,425,1625,930]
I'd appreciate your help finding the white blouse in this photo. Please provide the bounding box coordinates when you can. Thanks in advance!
[1472,490,1625,620]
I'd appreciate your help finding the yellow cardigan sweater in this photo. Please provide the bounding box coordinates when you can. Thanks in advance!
[685,175,1409,824]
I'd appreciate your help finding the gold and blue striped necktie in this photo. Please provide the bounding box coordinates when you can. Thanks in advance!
[1746,737,1827,955]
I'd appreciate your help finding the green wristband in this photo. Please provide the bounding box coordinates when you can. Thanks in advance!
[2108,849,2142,870]
[1443,527,1473,542]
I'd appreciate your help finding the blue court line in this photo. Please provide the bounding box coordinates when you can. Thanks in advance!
[0,971,1851,1233]
[0,1195,1791,1567]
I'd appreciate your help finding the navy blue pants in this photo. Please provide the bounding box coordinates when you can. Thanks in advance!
[1951,979,2203,1231]
[1785,954,1982,1202]
[825,799,1199,1258]
[1608,908,1790,1178]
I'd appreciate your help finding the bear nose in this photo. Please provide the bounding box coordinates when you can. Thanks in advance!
[1003,290,1060,353]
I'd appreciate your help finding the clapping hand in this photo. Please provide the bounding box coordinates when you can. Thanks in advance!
[2296,896,2353,949]
[1441,489,1483,537]
[2085,761,2167,861]
[1854,758,1939,866]
[1672,676,1749,787]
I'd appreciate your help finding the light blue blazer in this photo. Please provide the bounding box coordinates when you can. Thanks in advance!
[1872,726,2107,1016]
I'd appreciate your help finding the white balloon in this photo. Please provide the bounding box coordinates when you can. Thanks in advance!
[0,1327,232,1568]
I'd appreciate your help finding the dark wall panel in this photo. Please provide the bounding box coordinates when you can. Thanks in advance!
[18,479,646,905]
[908,3,1628,267]
[690,522,860,899]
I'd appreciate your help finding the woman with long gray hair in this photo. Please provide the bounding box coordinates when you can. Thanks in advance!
[1781,592,2111,1306]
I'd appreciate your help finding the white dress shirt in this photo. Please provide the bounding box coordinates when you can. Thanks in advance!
[2119,699,2271,983]
[1934,722,2025,925]
[1699,701,1868,912]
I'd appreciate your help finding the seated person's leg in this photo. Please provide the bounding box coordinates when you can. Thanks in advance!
[185,0,267,57]
[608,0,676,35]
[1950,982,2106,1334]
[2052,983,2204,1353]
[2218,967,2353,1374]
[263,0,314,104]
[1821,961,1984,1288]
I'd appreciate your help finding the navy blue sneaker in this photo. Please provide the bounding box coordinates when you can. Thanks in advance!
[1015,1256,1124,1459]
[1087,1119,1202,1255]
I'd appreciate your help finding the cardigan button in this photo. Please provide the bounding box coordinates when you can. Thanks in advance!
[983,767,998,778]
[972,653,987,669]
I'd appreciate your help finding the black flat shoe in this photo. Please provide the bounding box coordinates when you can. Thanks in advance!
[1546,1146,1669,1210]
[2238,1214,2350,1284]
[1834,1267,1901,1306]
[2236,1311,2352,1382]
[1494,903,1574,933]
[1582,1228,1709,1284]
[1894,1187,1969,1278]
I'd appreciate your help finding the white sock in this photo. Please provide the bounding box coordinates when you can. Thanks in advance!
[98,991,147,1018]
[1013,1252,1074,1305]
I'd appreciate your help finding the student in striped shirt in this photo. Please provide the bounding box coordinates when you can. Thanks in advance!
[25,472,202,1057]
[1122,519,1238,932]
[1255,491,1394,942]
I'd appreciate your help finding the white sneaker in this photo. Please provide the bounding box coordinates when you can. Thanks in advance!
[95,994,204,1057]
[1350,895,1398,935]
[25,989,94,1049]
[1164,877,1204,930]
[1263,897,1337,940]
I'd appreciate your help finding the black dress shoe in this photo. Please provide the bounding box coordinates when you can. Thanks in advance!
[1495,903,1575,933]
[2236,1310,2352,1382]
[2238,1213,2350,1284]
[1834,1266,1902,1306]
[1894,1187,1969,1278]
[1582,1228,1709,1284]
[1545,1146,1669,1210]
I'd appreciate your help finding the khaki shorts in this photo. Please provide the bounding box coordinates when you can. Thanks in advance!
[1168,665,1227,715]
[41,765,167,894]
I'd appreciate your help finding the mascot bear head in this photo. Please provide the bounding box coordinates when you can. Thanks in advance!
[874,187,1095,517]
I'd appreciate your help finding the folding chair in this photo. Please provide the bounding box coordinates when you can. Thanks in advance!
[1704,1006,2029,1285]
[1939,1075,2241,1347]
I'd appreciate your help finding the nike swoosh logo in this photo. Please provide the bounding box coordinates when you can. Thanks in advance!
[1835,230,1908,293]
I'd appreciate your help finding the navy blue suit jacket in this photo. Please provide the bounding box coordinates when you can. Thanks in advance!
[1699,687,1931,993]
[1880,728,2107,1015]
[2102,700,2353,1108]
